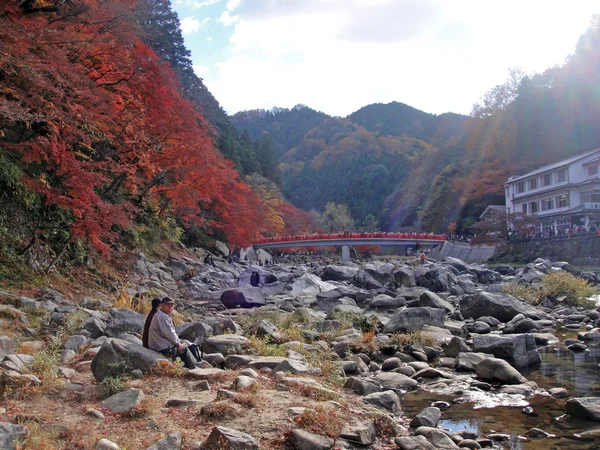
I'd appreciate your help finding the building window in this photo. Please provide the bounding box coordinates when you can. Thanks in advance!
[516,182,525,194]
[528,178,537,190]
[556,218,570,232]
[542,174,552,187]
[556,194,569,208]
[541,198,554,211]
[589,165,598,176]
[530,201,539,213]
[542,221,554,234]
[581,189,600,204]
[556,169,566,183]
[522,203,527,215]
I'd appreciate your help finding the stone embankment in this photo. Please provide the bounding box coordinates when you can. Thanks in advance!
[2,252,600,448]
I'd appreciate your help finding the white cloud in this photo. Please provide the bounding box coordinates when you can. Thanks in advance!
[218,10,240,27]
[180,16,209,34]
[196,0,600,115]
[192,0,222,8]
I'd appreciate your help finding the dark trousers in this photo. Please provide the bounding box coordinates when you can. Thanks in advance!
[160,344,201,369]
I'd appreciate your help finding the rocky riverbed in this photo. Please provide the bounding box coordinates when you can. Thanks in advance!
[2,251,600,449]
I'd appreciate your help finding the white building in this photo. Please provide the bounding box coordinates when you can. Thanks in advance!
[504,147,600,235]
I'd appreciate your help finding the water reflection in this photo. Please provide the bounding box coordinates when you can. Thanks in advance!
[402,326,600,448]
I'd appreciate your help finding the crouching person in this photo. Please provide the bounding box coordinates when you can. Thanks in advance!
[148,297,201,369]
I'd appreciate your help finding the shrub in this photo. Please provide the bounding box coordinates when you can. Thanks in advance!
[31,349,60,389]
[232,393,259,408]
[98,376,125,398]
[541,272,596,307]
[198,401,239,421]
[152,359,186,378]
[504,272,596,307]
[113,284,151,315]
[248,335,286,357]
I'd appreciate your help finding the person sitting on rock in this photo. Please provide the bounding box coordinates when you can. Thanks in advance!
[142,298,162,349]
[148,297,201,369]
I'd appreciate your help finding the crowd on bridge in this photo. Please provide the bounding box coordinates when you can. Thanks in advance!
[254,231,447,245]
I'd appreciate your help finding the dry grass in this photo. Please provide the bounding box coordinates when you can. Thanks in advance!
[248,335,287,357]
[390,330,437,351]
[289,383,337,402]
[14,422,60,450]
[231,392,260,408]
[152,359,186,378]
[295,405,345,438]
[198,401,240,421]
[112,284,151,315]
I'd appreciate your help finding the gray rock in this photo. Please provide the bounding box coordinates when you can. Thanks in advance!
[82,317,107,339]
[203,335,251,355]
[444,336,470,358]
[340,422,376,445]
[460,292,541,322]
[472,334,541,368]
[381,357,403,371]
[233,375,257,391]
[469,321,491,334]
[320,265,359,282]
[91,338,166,381]
[343,377,381,395]
[415,426,459,449]
[374,371,418,391]
[454,352,493,372]
[96,438,120,450]
[476,358,527,384]
[146,431,182,449]
[363,390,402,415]
[176,322,212,344]
[395,436,437,450]
[393,267,416,287]
[0,336,16,360]
[566,397,600,421]
[64,335,88,352]
[0,422,28,450]
[503,314,537,334]
[383,307,445,333]
[411,407,441,428]
[369,294,406,309]
[289,428,334,450]
[273,359,320,375]
[204,426,260,450]
[105,308,145,338]
[419,291,454,313]
[100,388,145,413]
[316,295,357,313]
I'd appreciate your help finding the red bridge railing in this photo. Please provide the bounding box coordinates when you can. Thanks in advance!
[254,232,447,245]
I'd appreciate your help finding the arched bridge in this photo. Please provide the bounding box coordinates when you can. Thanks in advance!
[253,232,446,251]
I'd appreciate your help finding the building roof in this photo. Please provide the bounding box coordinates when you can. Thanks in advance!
[479,205,505,219]
[505,147,600,185]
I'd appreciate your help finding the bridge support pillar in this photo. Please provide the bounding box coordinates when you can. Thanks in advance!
[341,245,351,262]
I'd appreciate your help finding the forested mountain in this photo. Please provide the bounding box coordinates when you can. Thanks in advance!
[0,0,309,275]
[231,16,600,234]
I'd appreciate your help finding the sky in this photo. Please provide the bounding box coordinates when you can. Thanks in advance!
[171,0,599,117]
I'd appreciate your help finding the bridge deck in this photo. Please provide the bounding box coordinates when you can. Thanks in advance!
[252,233,446,249]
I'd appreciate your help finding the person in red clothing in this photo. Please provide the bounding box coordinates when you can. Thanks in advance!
[420,251,426,265]
[142,298,162,348]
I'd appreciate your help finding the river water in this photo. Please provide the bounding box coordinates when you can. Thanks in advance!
[402,327,600,449]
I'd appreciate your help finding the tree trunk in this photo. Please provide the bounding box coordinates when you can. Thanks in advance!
[44,236,70,274]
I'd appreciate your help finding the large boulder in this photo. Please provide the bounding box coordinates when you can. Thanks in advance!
[100,388,145,414]
[363,390,402,415]
[319,265,359,282]
[363,261,395,283]
[472,334,541,368]
[374,372,418,391]
[392,267,416,287]
[220,288,265,309]
[383,307,445,333]
[566,398,600,421]
[418,291,454,313]
[288,274,337,298]
[476,357,527,384]
[203,335,251,355]
[414,266,457,292]
[0,336,16,360]
[105,308,145,338]
[91,338,166,381]
[410,407,441,428]
[460,292,541,322]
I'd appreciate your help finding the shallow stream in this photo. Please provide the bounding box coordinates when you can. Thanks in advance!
[402,327,600,449]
